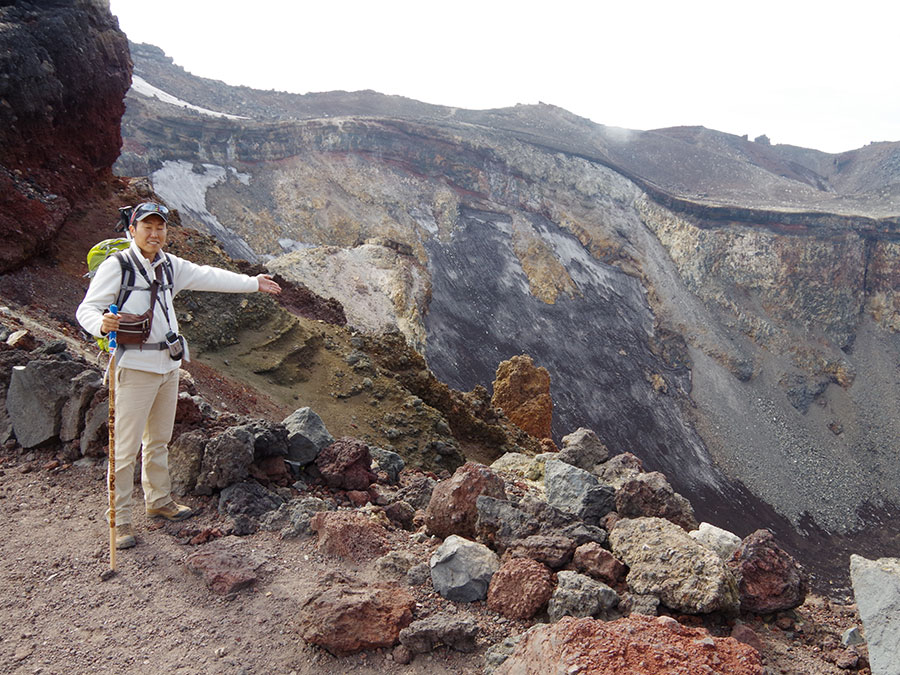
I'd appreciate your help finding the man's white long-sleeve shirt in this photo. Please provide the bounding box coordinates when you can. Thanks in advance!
[77,241,258,374]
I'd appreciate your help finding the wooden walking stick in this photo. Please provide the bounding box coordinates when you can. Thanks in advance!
[107,304,119,572]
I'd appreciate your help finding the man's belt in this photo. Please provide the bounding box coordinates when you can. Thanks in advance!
[118,341,169,351]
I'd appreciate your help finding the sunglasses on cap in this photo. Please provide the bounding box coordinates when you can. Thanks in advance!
[130,202,170,226]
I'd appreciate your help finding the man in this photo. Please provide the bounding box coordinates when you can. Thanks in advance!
[77,202,281,549]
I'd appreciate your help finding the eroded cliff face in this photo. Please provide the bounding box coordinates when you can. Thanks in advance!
[0,0,131,272]
[116,45,900,579]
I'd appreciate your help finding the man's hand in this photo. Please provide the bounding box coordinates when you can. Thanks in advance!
[101,311,120,335]
[256,274,282,295]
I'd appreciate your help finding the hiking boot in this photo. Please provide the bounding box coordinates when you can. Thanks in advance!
[115,523,136,549]
[146,500,194,521]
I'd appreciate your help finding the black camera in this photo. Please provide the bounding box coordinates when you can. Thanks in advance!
[165,331,184,361]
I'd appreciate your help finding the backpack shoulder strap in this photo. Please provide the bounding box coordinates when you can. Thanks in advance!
[162,253,175,289]
[114,251,137,309]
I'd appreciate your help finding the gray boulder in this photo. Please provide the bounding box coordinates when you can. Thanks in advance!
[850,554,900,675]
[398,613,478,653]
[397,474,436,510]
[544,459,616,525]
[557,522,608,547]
[169,430,207,496]
[236,420,289,459]
[430,535,500,602]
[272,497,330,538]
[475,495,541,552]
[282,407,333,464]
[406,562,431,587]
[558,427,609,471]
[626,593,661,616]
[59,370,102,443]
[219,481,284,520]
[609,517,740,615]
[547,570,620,622]
[595,452,644,489]
[195,426,255,494]
[369,446,404,484]
[79,389,109,457]
[518,493,579,529]
[7,360,87,448]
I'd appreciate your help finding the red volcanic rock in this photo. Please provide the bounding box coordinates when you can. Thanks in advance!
[731,623,765,653]
[0,2,131,272]
[315,436,376,490]
[425,462,506,539]
[296,572,414,655]
[491,354,553,439]
[174,393,203,427]
[309,511,389,561]
[495,615,763,675]
[347,490,370,506]
[252,455,291,486]
[573,542,627,587]
[185,547,259,595]
[727,529,808,613]
[487,558,554,620]
[615,471,698,531]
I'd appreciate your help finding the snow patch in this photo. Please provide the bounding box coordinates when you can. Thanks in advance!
[131,75,249,120]
[228,166,251,185]
[151,160,258,262]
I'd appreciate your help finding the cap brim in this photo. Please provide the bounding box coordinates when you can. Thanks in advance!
[134,212,168,224]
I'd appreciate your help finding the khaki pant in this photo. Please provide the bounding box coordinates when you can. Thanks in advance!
[107,366,179,525]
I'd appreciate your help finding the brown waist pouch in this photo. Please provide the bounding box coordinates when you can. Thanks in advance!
[116,273,160,345]
[116,310,153,344]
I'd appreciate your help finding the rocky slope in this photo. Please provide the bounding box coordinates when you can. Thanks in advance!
[0,325,873,674]
[112,41,900,587]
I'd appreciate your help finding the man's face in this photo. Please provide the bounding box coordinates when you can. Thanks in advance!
[130,214,167,259]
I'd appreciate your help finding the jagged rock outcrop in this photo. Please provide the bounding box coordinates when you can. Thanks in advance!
[0,0,131,272]
[490,355,553,440]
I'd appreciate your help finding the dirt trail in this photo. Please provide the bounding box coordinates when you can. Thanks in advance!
[0,453,487,675]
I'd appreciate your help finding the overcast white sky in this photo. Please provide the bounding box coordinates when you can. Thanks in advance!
[109,0,899,154]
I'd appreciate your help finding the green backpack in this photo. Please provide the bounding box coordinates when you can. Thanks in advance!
[85,239,132,352]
